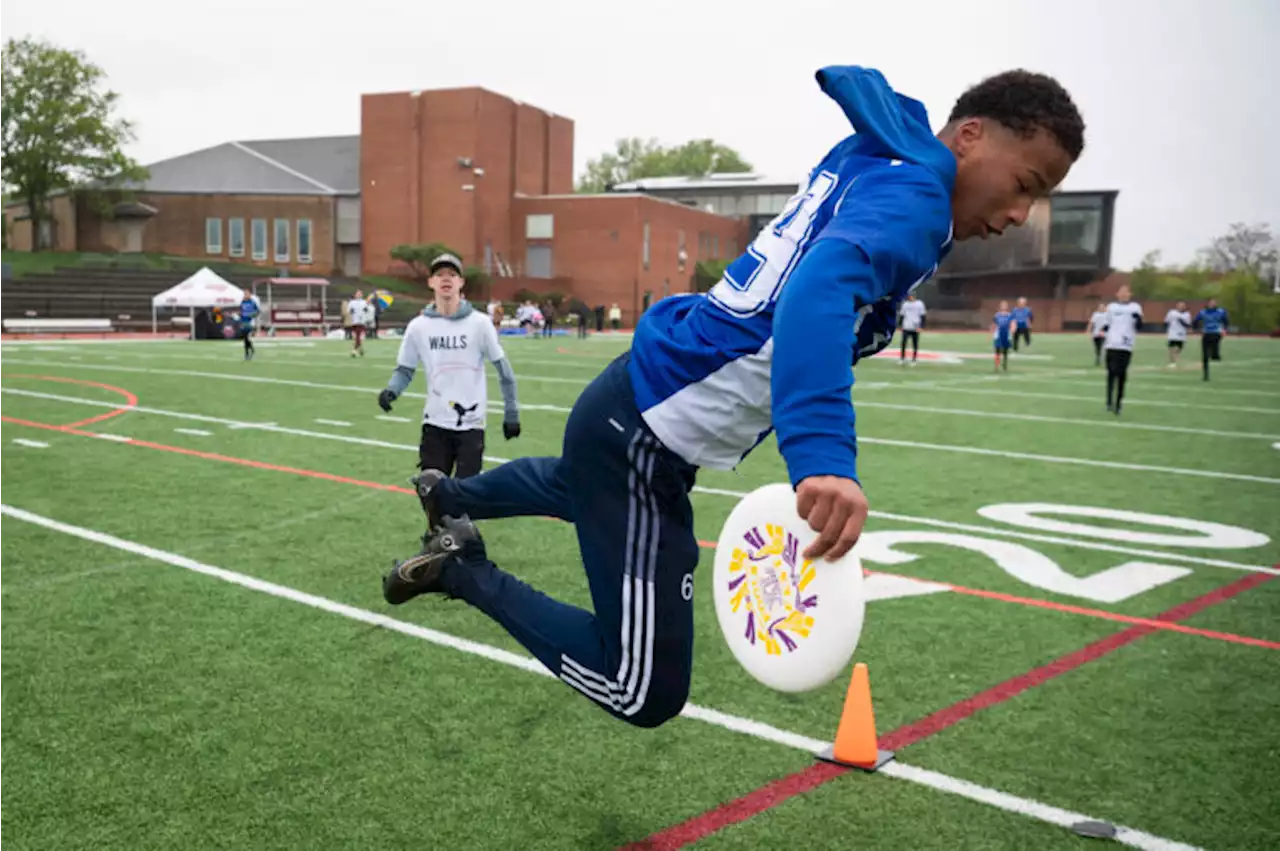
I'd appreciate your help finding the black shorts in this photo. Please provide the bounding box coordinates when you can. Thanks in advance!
[419,423,485,478]
[1203,333,1222,360]
[1167,340,1183,350]
[1105,348,1133,372]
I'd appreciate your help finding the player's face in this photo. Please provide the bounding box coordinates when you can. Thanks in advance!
[1117,285,1131,303]
[1207,299,1217,308]
[430,268,463,297]
[999,301,1009,311]
[949,119,1073,241]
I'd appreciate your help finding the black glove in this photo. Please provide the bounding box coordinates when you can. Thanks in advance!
[378,388,396,412]
[503,420,521,440]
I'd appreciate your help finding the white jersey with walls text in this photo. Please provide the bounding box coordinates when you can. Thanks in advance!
[397,311,506,431]
[899,300,926,331]
[1089,310,1108,337]
[1165,309,1192,342]
[1103,302,1144,352]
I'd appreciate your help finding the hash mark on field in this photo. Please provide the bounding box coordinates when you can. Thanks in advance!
[174,428,213,437]
[314,418,352,427]
[228,421,275,429]
[376,415,413,423]
[11,438,50,448]
[91,433,131,442]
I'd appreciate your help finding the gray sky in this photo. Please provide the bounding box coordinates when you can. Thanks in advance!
[6,0,1277,268]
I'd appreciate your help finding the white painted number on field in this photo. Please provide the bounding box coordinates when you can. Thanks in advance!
[855,531,1192,605]
[977,503,1270,550]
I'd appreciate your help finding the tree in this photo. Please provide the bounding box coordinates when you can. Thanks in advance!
[390,242,491,298]
[2,38,146,251]
[390,242,458,279]
[1197,222,1277,274]
[1128,249,1163,300]
[576,137,752,193]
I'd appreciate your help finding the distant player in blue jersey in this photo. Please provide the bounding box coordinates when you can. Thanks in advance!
[1194,298,1228,381]
[238,292,260,361]
[992,301,1015,371]
[1010,297,1033,351]
[380,65,1085,728]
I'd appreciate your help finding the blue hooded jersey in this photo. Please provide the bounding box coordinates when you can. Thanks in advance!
[1196,306,1228,335]
[627,66,955,484]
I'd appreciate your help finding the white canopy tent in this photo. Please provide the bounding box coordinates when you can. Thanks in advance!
[151,267,247,337]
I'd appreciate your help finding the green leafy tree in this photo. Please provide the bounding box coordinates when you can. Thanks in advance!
[389,242,458,278]
[2,37,146,251]
[576,137,752,193]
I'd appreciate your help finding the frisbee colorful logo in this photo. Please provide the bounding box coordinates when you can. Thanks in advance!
[727,523,819,656]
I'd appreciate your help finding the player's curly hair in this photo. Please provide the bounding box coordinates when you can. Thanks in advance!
[949,70,1085,160]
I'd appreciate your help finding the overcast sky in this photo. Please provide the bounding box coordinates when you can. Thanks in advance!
[5,0,1276,268]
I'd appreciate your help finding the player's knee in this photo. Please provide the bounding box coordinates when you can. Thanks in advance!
[623,667,691,729]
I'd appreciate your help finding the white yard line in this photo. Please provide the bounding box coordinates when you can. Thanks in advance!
[852,400,1278,441]
[4,387,1273,575]
[11,438,50,448]
[0,503,1203,851]
[890,385,1280,416]
[1024,377,1280,401]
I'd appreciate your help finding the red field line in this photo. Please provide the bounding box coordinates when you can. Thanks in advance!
[624,570,1274,851]
[3,373,138,428]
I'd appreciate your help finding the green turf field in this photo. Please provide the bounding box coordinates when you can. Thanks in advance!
[3,329,1278,850]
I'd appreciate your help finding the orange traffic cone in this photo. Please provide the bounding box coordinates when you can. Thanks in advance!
[816,662,894,771]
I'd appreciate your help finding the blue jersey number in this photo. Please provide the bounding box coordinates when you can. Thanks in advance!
[710,170,839,318]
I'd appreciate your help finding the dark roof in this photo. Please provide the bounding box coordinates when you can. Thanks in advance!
[129,135,360,196]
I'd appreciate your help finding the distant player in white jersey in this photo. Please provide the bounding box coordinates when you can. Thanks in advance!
[377,253,521,478]
[346,291,371,357]
[898,294,926,365]
[1102,284,1143,415]
[1087,301,1107,366]
[1164,301,1192,367]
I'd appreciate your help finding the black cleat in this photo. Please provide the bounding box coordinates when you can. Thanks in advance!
[410,468,447,529]
[382,515,480,605]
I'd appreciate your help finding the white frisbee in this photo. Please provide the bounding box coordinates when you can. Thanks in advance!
[713,482,866,693]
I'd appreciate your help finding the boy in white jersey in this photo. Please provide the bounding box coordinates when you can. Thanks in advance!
[346,291,371,357]
[1164,300,1191,367]
[898,294,926,364]
[1086,301,1107,366]
[1102,284,1143,415]
[377,254,521,478]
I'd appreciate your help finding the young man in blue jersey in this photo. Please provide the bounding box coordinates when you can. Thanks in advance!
[380,66,1084,728]
[992,300,1015,372]
[1195,298,1229,381]
[1011,297,1033,351]
[238,291,261,361]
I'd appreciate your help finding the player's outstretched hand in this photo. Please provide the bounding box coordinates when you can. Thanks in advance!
[378,389,396,413]
[795,475,868,562]
[503,420,521,440]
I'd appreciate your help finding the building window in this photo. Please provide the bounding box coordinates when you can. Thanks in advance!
[251,219,267,260]
[229,218,245,258]
[642,222,650,270]
[526,214,554,239]
[205,218,223,254]
[297,219,313,265]
[274,218,290,263]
